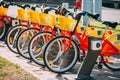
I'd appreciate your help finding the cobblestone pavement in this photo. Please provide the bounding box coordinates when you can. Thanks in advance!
[102,7,120,22]
[0,41,120,80]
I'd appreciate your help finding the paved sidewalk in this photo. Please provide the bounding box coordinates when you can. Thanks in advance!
[0,42,58,80]
[102,7,120,22]
[0,42,120,80]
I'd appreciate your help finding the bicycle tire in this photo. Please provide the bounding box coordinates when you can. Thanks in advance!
[29,31,56,66]
[101,55,120,71]
[6,25,28,53]
[0,19,6,40]
[16,28,40,59]
[43,36,79,73]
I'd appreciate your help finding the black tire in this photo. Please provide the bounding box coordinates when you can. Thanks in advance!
[16,28,40,59]
[3,23,12,41]
[6,25,28,53]
[101,54,120,71]
[43,36,79,73]
[0,19,10,41]
[0,20,6,40]
[29,31,56,66]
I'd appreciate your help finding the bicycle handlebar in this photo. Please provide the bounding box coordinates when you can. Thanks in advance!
[75,11,100,21]
[87,13,100,20]
[78,11,118,29]
[73,11,100,33]
[73,11,87,33]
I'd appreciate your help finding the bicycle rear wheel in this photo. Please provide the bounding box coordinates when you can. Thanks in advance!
[16,28,40,59]
[43,36,79,73]
[102,54,120,71]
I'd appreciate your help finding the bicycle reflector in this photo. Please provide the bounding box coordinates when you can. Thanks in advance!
[117,35,120,40]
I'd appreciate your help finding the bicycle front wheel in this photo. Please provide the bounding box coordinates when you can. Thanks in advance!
[29,31,56,66]
[43,36,79,73]
[16,28,40,59]
[102,54,120,71]
[0,19,6,40]
[6,25,27,53]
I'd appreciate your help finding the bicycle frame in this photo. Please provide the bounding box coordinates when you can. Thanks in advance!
[62,21,120,65]
[0,15,11,28]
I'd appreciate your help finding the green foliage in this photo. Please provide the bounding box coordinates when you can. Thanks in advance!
[0,72,7,77]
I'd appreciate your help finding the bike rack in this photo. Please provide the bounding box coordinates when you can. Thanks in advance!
[76,36,102,80]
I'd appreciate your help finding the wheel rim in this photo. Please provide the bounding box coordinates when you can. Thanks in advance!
[29,32,52,65]
[44,37,78,73]
[103,54,120,70]
[17,29,39,58]
[7,26,27,53]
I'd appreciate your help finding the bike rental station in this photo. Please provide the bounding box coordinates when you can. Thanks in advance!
[0,0,120,80]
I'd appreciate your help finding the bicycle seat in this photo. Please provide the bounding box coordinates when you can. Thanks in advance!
[87,13,100,20]
[102,21,118,29]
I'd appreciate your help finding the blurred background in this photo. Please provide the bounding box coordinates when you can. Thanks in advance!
[3,0,120,9]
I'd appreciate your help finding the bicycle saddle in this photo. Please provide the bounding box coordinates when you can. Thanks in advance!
[102,21,118,29]
[87,13,100,20]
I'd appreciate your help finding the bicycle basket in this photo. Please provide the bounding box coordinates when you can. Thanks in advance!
[100,33,120,56]
[17,9,29,21]
[76,25,84,34]
[106,33,120,50]
[88,29,104,38]
[0,7,8,16]
[29,10,40,24]
[56,15,77,31]
[55,14,65,28]
[39,13,55,27]
[7,6,19,18]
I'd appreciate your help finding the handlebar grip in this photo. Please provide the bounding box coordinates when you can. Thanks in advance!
[75,11,87,20]
[87,13,100,20]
